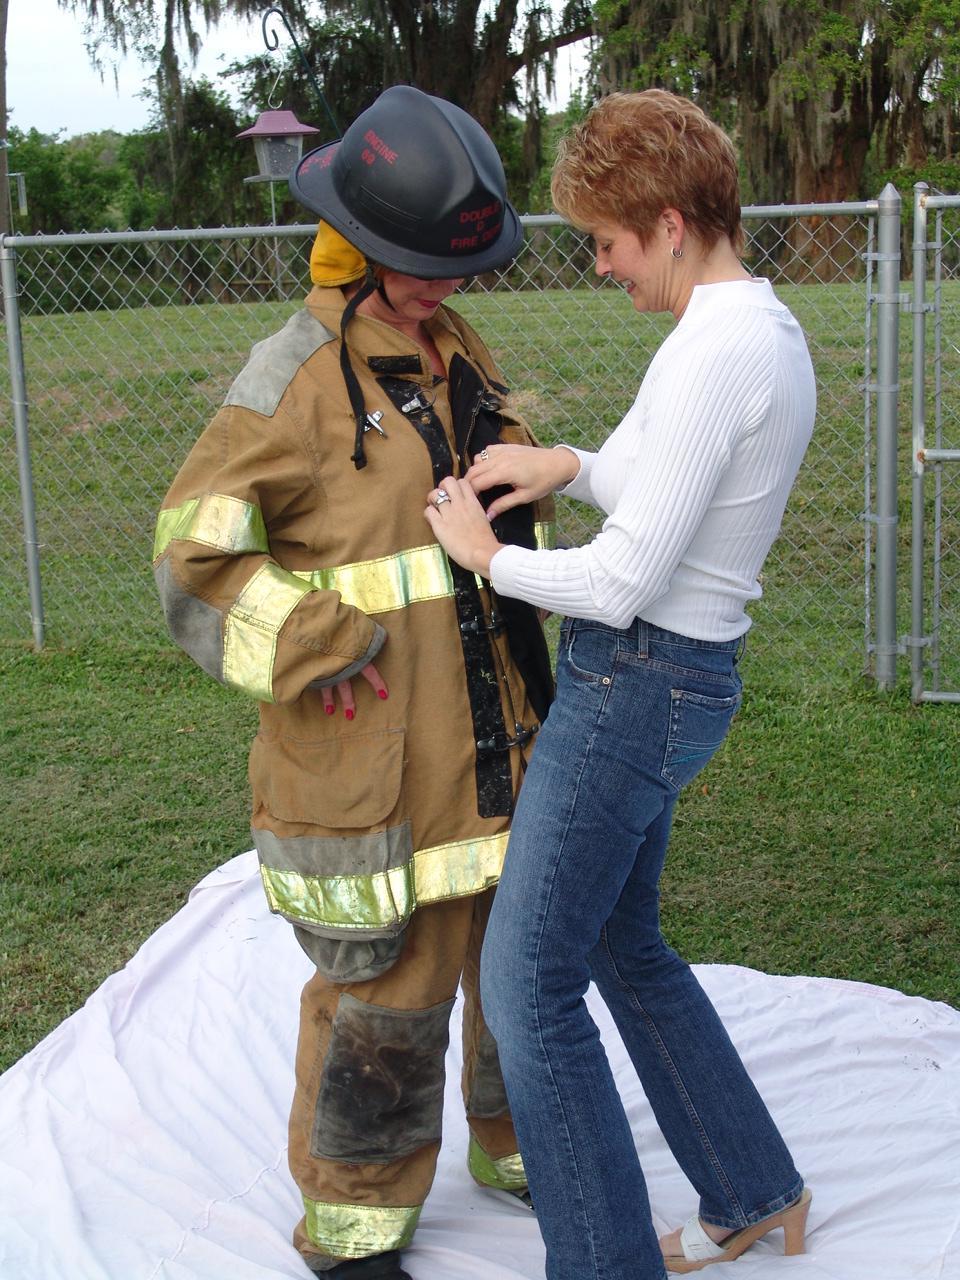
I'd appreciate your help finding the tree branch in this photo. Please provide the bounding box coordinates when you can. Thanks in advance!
[508,20,594,79]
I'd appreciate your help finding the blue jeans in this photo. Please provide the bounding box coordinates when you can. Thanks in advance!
[481,618,803,1280]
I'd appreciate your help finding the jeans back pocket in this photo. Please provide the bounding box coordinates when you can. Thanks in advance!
[661,686,741,792]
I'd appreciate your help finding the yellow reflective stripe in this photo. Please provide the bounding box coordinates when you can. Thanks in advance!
[153,494,268,561]
[155,508,548,592]
[534,519,556,551]
[413,831,507,904]
[260,831,509,931]
[467,1136,527,1191]
[222,562,313,702]
[293,543,453,615]
[303,1198,422,1258]
[263,862,413,931]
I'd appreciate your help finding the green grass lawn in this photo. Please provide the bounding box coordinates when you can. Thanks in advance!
[2,638,958,1075]
[2,274,959,1074]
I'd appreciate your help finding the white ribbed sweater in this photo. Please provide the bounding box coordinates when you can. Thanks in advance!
[491,279,817,640]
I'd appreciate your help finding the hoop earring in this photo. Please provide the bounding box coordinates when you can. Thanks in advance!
[671,246,683,260]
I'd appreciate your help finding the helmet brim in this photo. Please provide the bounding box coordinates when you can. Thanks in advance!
[290,140,524,279]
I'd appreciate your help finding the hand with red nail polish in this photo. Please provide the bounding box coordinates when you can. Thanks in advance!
[320,661,388,720]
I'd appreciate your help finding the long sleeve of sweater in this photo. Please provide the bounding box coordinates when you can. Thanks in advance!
[489,280,816,640]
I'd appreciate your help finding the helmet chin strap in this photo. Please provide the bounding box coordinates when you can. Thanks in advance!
[375,271,395,310]
[341,265,380,470]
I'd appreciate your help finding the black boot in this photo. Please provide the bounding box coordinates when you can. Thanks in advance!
[320,1251,412,1279]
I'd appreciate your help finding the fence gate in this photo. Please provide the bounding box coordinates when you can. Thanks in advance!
[910,187,960,702]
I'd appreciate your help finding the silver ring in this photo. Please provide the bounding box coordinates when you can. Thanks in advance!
[479,449,490,462]
[434,489,451,507]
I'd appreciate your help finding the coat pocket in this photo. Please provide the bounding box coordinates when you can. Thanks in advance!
[251,727,405,829]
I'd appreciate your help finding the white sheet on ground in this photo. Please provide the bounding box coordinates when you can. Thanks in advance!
[1,850,958,1280]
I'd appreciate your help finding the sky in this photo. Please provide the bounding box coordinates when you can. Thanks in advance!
[6,0,261,136]
[6,0,589,139]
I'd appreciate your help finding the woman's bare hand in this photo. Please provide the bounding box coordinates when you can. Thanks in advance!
[465,444,580,520]
[424,478,503,577]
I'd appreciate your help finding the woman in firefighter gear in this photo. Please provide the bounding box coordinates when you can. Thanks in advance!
[153,85,553,1279]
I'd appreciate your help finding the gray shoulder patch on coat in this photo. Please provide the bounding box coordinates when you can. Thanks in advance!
[224,308,336,417]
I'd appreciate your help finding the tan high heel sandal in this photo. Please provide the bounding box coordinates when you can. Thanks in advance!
[662,1187,812,1273]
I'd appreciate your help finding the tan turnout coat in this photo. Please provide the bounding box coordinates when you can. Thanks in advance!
[154,286,554,974]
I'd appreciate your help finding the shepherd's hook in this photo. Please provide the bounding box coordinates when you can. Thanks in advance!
[261,7,341,138]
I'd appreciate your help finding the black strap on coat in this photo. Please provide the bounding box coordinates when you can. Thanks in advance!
[447,353,555,724]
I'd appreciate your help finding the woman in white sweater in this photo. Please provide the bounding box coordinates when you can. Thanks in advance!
[425,90,816,1279]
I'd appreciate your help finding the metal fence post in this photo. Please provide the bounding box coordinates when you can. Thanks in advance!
[873,183,901,690]
[910,183,929,701]
[1,239,45,649]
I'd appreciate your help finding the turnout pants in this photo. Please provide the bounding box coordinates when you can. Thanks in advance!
[289,888,526,1270]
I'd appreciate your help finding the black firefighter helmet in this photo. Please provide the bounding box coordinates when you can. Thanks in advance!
[289,84,523,279]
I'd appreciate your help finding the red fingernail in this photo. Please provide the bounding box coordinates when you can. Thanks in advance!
[378,689,388,699]
[324,704,335,715]
[345,708,355,720]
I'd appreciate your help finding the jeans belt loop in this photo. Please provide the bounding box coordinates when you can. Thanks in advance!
[638,617,648,660]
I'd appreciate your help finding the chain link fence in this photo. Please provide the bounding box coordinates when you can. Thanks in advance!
[910,189,960,702]
[1,203,904,693]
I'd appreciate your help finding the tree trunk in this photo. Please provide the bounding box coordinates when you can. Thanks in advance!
[780,54,889,282]
[469,0,522,131]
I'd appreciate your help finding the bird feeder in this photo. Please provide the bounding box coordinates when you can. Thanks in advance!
[237,110,320,181]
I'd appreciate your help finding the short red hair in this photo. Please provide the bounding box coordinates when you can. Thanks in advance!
[551,90,744,254]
